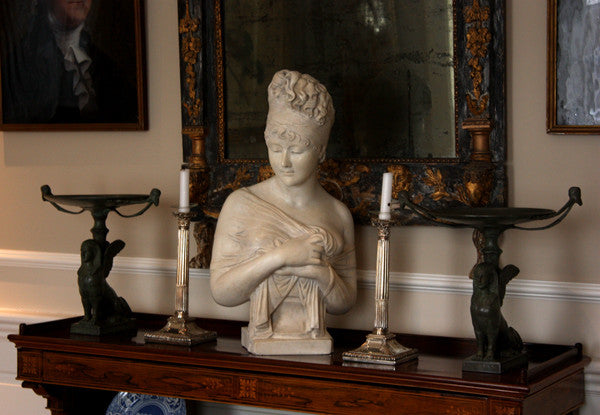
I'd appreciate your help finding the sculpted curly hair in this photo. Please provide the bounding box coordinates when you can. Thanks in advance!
[267,69,334,127]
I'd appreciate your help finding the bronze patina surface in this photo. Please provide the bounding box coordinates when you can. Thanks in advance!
[397,187,582,373]
[41,185,161,336]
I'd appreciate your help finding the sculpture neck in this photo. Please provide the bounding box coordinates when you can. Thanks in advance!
[272,174,323,208]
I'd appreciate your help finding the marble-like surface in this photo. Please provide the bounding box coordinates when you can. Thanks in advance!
[210,70,357,355]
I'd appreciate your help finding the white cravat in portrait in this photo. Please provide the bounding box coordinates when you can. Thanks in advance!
[49,13,96,112]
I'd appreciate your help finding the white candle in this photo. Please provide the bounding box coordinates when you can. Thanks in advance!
[379,172,393,220]
[179,167,190,213]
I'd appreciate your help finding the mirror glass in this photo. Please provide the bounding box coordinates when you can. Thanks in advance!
[223,0,455,160]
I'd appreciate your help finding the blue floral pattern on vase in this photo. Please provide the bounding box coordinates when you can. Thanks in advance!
[106,392,186,415]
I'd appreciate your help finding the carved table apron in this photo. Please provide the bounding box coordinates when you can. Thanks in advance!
[9,313,589,415]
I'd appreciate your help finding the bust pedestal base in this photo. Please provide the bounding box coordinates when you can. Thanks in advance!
[241,327,332,355]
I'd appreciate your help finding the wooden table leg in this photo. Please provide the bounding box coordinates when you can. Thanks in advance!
[22,382,115,415]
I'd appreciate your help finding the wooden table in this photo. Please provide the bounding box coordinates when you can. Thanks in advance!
[9,313,589,414]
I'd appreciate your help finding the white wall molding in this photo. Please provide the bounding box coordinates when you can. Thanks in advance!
[0,249,177,277]
[2,249,600,304]
[359,270,600,303]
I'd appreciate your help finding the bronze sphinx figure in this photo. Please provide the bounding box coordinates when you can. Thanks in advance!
[470,262,522,361]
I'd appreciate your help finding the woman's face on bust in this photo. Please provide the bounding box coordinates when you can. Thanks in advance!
[49,0,92,30]
[265,111,325,188]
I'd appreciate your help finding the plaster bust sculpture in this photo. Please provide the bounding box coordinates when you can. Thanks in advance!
[210,70,357,355]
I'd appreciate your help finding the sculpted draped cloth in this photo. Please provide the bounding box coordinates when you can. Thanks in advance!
[210,188,355,341]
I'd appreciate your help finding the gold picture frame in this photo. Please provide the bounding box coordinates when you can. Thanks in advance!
[547,0,600,134]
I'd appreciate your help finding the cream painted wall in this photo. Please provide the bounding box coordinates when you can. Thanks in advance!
[0,1,599,413]
[0,0,182,260]
[0,1,597,278]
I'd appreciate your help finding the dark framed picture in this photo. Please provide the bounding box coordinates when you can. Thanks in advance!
[547,0,600,134]
[0,0,147,131]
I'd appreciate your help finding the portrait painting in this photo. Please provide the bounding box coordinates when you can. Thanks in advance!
[547,0,600,134]
[0,0,147,131]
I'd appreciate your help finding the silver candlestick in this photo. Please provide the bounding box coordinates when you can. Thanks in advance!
[343,215,418,365]
[144,211,217,346]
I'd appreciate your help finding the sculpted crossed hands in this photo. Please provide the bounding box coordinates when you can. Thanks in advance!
[276,234,325,266]
[210,232,334,306]
[273,234,332,288]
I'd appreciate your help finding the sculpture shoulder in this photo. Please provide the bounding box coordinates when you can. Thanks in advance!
[331,196,353,222]
[213,189,254,235]
[326,196,353,228]
[220,188,252,214]
[322,194,355,245]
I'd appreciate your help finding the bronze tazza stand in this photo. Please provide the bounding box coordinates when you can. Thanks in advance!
[144,210,217,346]
[343,213,419,366]
[396,187,582,373]
[41,185,161,336]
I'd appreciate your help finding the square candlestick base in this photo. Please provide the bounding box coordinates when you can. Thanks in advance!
[144,315,217,346]
[342,333,418,366]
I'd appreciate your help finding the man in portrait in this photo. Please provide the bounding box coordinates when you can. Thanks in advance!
[0,0,138,125]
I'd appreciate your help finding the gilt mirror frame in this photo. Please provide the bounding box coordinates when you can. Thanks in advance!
[177,0,506,267]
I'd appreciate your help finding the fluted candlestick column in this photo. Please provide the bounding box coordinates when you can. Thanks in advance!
[374,222,390,334]
[175,213,190,319]
[342,216,418,365]
[144,211,217,346]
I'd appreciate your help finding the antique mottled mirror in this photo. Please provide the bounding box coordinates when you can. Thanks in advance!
[177,0,506,266]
